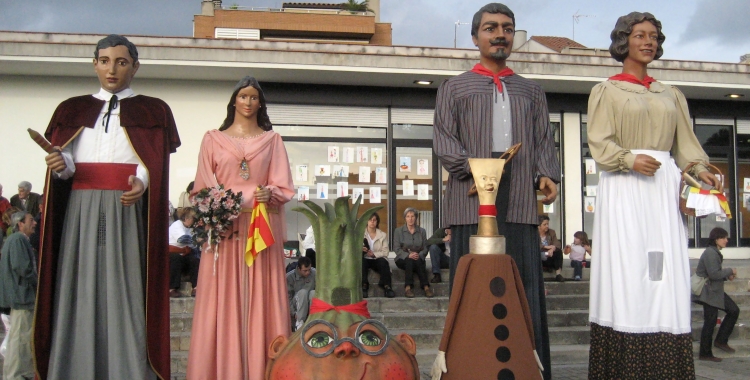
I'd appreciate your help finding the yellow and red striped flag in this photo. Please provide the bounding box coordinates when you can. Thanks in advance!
[245,199,275,267]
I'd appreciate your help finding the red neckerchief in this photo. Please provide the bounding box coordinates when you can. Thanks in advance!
[608,73,656,89]
[470,63,514,92]
[310,298,371,318]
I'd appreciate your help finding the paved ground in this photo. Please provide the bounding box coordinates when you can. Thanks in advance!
[551,358,750,380]
[416,358,750,379]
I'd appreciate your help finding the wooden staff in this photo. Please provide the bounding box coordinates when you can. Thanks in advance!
[27,128,56,153]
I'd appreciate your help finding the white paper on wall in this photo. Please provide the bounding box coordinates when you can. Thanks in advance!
[375,167,387,184]
[337,182,349,198]
[402,180,414,196]
[317,183,329,199]
[297,186,309,201]
[359,166,371,183]
[417,184,429,200]
[327,146,339,162]
[369,187,381,203]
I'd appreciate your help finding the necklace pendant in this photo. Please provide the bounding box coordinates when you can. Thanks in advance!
[240,159,250,180]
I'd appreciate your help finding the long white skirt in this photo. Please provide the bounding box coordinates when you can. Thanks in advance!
[589,150,692,334]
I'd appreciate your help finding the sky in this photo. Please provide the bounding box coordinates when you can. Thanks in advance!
[0,0,748,63]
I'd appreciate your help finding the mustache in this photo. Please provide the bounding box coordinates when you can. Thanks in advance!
[490,38,509,46]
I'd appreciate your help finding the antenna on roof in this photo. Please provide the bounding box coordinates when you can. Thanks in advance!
[572,10,595,41]
[454,20,471,48]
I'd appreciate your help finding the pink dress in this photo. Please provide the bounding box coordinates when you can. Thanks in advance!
[187,130,294,379]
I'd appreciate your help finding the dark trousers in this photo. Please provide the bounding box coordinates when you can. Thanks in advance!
[700,293,740,356]
[395,257,429,289]
[305,248,317,268]
[541,248,563,271]
[570,259,589,278]
[169,252,200,289]
[429,244,450,274]
[362,257,392,287]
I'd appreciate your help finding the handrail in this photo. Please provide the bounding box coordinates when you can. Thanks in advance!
[220,6,370,16]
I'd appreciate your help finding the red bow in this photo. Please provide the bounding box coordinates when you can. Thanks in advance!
[310,298,371,319]
[470,63,514,92]
[608,73,656,89]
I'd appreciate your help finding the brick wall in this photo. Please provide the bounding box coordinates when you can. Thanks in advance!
[194,9,378,39]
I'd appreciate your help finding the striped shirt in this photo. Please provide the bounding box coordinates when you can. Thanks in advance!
[434,71,561,226]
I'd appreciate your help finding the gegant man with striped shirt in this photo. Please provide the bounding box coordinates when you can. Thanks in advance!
[433,3,560,379]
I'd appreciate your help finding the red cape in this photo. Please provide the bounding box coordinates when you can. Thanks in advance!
[34,94,180,380]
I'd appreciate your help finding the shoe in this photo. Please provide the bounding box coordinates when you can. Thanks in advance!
[424,287,434,298]
[404,287,415,298]
[362,283,369,299]
[430,274,442,283]
[714,342,736,353]
[384,285,395,298]
[169,289,182,298]
[555,274,565,282]
[698,355,722,362]
[574,275,581,281]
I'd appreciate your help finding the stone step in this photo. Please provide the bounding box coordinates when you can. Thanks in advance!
[367,296,450,313]
[691,264,750,279]
[544,280,590,295]
[545,294,589,311]
[547,310,590,327]
[721,280,750,293]
[371,312,446,330]
[542,267,591,281]
[170,351,188,379]
[365,267,449,284]
[690,307,750,322]
[367,282,450,298]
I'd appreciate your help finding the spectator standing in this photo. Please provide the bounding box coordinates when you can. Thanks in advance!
[564,231,591,281]
[362,213,395,298]
[393,208,433,298]
[168,210,200,297]
[0,184,11,231]
[286,256,316,331]
[426,227,451,283]
[176,181,194,220]
[693,227,740,362]
[538,215,564,282]
[301,225,317,268]
[0,211,38,379]
[10,182,41,218]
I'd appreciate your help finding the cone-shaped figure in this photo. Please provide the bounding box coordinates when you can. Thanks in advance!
[266,197,420,380]
[432,146,543,380]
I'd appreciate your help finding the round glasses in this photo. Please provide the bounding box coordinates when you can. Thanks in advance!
[299,319,391,358]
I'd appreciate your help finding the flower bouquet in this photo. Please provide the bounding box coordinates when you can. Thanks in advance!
[191,184,243,273]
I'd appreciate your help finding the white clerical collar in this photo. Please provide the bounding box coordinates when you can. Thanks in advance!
[94,87,135,100]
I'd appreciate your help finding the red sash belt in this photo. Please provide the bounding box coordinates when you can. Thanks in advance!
[72,163,137,191]
[478,204,497,217]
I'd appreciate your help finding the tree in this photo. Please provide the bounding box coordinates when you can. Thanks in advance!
[341,0,372,13]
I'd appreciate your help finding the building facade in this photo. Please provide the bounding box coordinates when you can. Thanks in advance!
[1,31,749,258]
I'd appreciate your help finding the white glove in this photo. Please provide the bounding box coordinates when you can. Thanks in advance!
[431,350,447,380]
[534,350,544,377]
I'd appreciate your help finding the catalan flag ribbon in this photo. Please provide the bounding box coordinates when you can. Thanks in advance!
[245,197,275,267]
[687,187,732,218]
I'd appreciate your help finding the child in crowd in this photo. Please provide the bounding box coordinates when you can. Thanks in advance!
[564,231,591,281]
